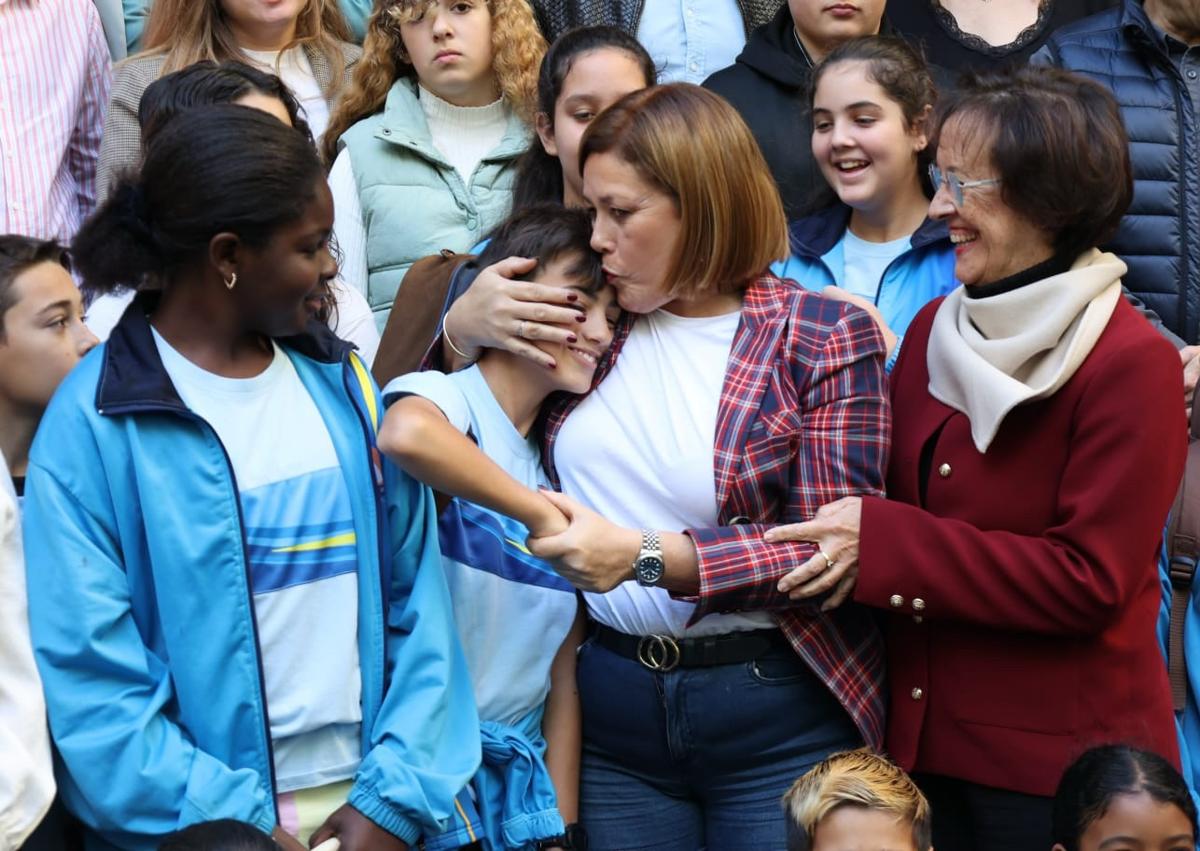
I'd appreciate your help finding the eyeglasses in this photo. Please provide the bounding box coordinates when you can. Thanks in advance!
[928,164,1001,207]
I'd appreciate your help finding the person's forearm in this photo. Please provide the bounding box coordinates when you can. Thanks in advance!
[438,303,476,372]
[542,608,585,823]
[660,532,701,595]
[379,403,559,532]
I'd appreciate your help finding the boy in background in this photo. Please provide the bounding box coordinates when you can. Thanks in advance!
[0,235,97,849]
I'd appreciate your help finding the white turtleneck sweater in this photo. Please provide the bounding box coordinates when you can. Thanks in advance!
[329,87,510,297]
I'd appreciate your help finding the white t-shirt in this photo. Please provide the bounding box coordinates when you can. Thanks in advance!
[383,366,577,725]
[833,229,912,303]
[554,309,776,638]
[242,46,330,143]
[152,330,362,793]
[86,282,381,367]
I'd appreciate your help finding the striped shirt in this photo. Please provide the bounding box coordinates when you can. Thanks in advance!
[0,0,111,243]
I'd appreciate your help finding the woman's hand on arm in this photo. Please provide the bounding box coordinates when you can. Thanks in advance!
[441,257,587,371]
[822,287,899,357]
[309,805,409,851]
[527,492,700,594]
[770,497,863,611]
[378,396,567,536]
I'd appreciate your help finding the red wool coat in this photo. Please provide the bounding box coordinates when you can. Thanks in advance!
[856,296,1187,796]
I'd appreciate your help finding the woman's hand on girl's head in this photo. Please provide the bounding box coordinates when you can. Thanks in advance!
[769,497,864,611]
[527,490,639,593]
[822,287,899,357]
[446,256,589,370]
[308,805,408,851]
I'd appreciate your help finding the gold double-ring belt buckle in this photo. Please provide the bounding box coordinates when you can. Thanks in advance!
[636,634,681,672]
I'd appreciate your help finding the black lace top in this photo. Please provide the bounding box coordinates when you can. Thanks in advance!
[886,0,1118,72]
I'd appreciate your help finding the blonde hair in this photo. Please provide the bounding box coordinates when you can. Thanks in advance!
[321,0,544,165]
[784,749,932,851]
[578,84,788,298]
[139,0,351,95]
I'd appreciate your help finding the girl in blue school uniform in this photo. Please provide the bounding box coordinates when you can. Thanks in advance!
[23,105,479,851]
[773,36,957,371]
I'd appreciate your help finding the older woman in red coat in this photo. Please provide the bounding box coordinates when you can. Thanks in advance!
[771,65,1187,851]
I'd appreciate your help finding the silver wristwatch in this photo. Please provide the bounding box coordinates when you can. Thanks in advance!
[633,529,665,587]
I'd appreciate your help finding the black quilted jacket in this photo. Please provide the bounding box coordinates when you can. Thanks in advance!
[531,0,783,43]
[1033,0,1200,342]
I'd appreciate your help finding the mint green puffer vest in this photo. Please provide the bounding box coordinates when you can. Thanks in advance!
[339,78,530,329]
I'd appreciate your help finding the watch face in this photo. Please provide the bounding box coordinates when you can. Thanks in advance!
[636,555,665,585]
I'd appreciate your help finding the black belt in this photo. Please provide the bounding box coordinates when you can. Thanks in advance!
[592,622,789,672]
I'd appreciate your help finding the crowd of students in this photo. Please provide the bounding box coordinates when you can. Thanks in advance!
[2,0,1200,850]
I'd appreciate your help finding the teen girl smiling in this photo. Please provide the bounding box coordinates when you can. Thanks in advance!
[775,36,957,371]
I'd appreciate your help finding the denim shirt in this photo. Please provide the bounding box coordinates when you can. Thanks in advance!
[637,0,746,83]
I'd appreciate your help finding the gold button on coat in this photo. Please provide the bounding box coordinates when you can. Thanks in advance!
[913,598,926,611]
[911,688,924,700]
[889,594,904,608]
[938,463,952,478]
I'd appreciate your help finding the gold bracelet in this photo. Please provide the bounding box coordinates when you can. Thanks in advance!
[442,314,475,362]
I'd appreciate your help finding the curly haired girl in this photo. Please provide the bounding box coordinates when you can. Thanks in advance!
[324,0,545,330]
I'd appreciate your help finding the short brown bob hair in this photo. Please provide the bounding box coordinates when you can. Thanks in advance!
[579,84,789,298]
[932,65,1132,261]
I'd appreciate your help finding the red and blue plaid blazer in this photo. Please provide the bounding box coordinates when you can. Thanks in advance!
[540,273,893,748]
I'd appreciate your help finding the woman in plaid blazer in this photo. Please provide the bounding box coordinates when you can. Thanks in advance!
[433,83,891,850]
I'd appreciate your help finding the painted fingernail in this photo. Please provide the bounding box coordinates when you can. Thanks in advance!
[567,334,578,343]
[575,314,586,323]
[566,293,579,302]
[546,361,557,370]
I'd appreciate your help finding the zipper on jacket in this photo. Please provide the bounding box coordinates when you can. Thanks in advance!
[341,357,391,697]
[873,243,924,307]
[116,403,282,822]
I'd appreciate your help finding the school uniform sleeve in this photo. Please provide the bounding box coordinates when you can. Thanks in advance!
[330,149,369,297]
[0,473,55,850]
[348,449,481,843]
[382,370,472,433]
[22,461,276,839]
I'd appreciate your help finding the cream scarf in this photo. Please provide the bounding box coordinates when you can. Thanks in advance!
[926,249,1125,452]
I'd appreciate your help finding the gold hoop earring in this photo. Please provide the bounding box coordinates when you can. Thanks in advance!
[224,272,237,290]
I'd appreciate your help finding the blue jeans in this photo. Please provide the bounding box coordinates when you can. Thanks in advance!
[577,632,862,851]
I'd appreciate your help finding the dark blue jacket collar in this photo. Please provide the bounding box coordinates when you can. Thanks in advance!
[787,203,950,259]
[1121,0,1172,58]
[96,291,353,414]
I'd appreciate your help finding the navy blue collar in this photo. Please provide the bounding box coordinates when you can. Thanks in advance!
[787,203,949,259]
[1121,0,1174,58]
[96,291,353,415]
